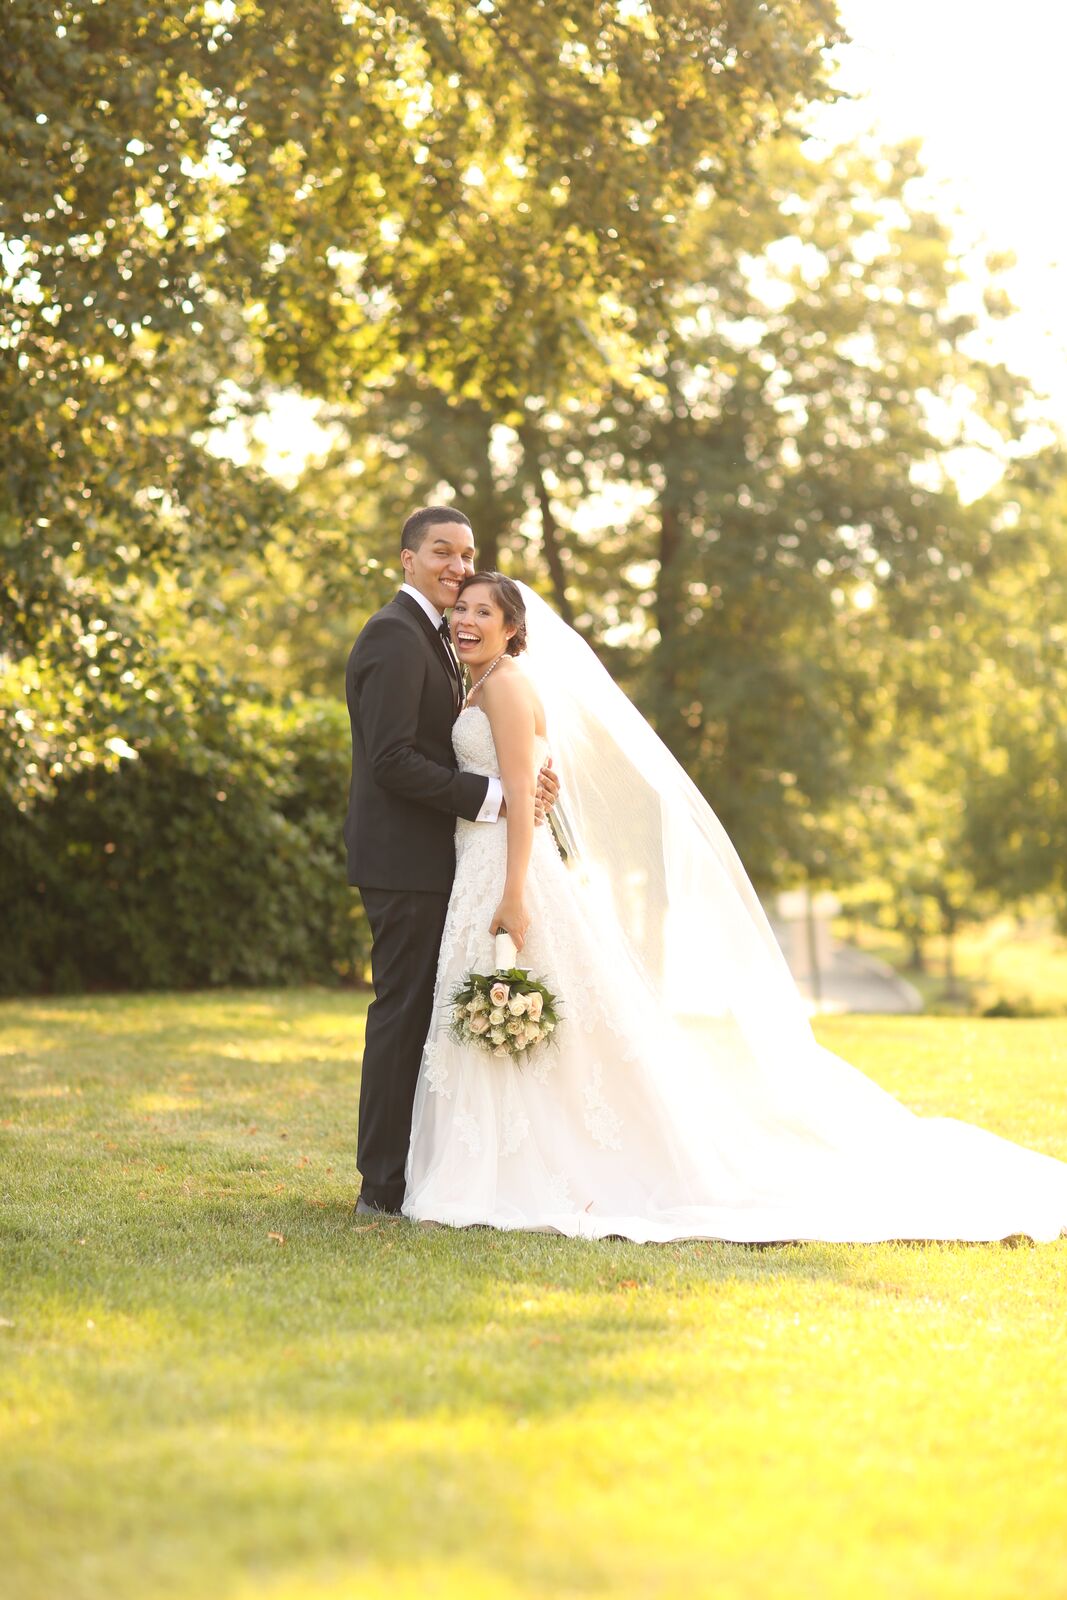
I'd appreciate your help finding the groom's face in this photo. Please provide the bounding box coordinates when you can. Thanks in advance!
[403,521,477,613]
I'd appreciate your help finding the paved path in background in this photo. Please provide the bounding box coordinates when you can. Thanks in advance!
[787,941,924,1016]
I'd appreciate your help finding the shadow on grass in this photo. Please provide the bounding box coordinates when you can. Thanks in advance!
[7,1189,1056,1600]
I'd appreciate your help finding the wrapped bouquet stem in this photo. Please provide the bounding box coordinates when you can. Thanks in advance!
[449,931,560,1063]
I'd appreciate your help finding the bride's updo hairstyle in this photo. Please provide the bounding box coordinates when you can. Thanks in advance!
[457,571,528,657]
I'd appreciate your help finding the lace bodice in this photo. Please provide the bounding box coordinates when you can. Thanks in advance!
[453,703,548,779]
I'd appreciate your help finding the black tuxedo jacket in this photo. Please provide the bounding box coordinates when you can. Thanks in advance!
[344,590,490,892]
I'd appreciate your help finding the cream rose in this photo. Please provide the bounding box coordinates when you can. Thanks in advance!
[493,1043,510,1058]
[489,1007,506,1026]
[490,1027,506,1044]
[526,991,543,1021]
[469,1014,490,1035]
[507,993,528,1017]
[489,981,510,1008]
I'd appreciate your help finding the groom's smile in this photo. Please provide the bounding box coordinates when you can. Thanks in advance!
[400,516,477,614]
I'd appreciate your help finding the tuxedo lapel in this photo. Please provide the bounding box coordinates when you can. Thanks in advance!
[393,590,463,713]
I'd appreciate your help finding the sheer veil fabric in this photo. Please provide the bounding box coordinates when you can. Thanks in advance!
[403,582,1067,1242]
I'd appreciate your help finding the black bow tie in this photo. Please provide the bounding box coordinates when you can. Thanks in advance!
[437,617,464,704]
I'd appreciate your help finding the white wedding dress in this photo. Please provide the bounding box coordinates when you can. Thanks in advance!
[403,703,1067,1243]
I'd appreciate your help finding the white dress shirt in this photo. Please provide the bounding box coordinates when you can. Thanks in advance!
[400,583,503,823]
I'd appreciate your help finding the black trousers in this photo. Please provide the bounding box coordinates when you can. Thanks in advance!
[356,886,450,1210]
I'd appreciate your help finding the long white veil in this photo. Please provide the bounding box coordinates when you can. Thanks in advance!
[517,580,1064,1186]
[517,580,828,1096]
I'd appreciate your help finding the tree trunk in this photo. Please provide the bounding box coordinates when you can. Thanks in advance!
[941,905,961,999]
[470,410,500,571]
[655,358,688,647]
[520,424,574,625]
[656,498,684,643]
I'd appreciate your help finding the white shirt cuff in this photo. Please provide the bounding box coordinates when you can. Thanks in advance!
[476,777,504,823]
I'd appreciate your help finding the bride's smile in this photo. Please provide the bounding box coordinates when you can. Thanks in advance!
[451,585,515,670]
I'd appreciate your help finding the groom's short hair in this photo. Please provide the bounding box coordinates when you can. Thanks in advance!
[400,505,472,554]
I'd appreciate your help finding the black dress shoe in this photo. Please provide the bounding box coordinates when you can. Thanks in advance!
[353,1195,402,1218]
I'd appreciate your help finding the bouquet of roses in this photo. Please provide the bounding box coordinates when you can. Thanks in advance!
[449,932,560,1063]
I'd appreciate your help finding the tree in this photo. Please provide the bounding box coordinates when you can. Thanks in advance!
[483,134,1034,884]
[2,0,846,797]
[954,446,1067,927]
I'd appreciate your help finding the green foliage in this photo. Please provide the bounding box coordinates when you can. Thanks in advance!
[1,0,293,798]
[0,696,366,992]
[828,444,1067,960]
[601,135,1030,885]
[1,0,844,790]
[953,448,1067,925]
[6,0,1067,990]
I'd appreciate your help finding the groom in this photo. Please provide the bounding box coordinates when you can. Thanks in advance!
[344,506,556,1215]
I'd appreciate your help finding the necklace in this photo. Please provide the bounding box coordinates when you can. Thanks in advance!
[468,653,505,698]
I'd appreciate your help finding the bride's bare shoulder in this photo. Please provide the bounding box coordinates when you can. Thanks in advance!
[480,658,545,731]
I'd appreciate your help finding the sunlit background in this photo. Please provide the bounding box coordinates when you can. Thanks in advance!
[817,0,1067,486]
[241,0,1067,501]
[6,1,1067,1011]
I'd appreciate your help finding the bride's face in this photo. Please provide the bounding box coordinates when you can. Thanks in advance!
[451,584,515,669]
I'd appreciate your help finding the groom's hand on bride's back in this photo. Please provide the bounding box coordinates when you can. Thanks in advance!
[534,756,559,826]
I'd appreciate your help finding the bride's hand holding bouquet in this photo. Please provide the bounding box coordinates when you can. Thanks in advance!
[489,895,529,953]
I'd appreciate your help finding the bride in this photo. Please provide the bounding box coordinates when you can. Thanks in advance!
[402,572,1067,1243]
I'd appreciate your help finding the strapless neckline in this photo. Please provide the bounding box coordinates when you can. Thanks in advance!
[459,703,547,741]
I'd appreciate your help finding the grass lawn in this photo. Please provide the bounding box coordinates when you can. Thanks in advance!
[2,991,1066,1600]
